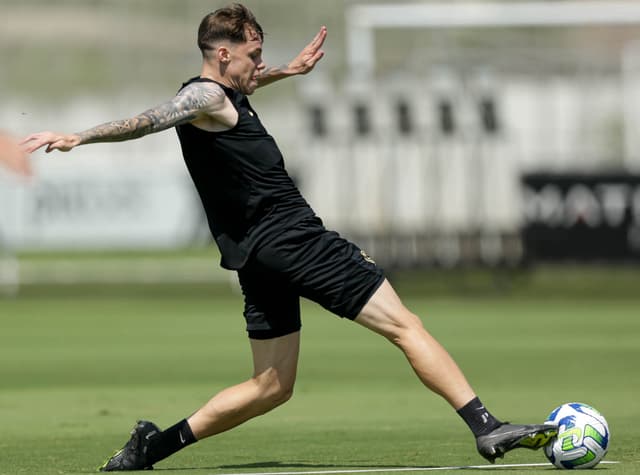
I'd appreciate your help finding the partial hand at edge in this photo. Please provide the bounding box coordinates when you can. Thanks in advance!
[0,131,33,177]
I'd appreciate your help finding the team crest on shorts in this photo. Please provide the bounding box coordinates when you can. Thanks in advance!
[360,250,376,264]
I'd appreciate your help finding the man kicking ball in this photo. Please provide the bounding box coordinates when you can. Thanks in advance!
[22,3,557,471]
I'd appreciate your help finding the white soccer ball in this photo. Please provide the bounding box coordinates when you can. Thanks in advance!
[544,402,610,469]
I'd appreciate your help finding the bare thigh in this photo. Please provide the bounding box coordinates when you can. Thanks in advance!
[250,331,301,387]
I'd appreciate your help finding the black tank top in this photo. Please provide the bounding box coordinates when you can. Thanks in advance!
[175,77,315,269]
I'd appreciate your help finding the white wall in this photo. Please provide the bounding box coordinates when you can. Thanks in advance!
[1,72,635,251]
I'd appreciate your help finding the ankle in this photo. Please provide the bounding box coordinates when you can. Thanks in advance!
[146,419,196,465]
[457,397,502,437]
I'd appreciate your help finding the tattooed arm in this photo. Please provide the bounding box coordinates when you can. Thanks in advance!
[21,82,227,154]
[257,26,327,88]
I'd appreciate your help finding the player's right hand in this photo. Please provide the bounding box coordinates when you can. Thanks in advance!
[287,26,327,76]
[21,131,81,153]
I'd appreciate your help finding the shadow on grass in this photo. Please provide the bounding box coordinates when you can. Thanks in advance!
[220,461,431,469]
[156,461,437,471]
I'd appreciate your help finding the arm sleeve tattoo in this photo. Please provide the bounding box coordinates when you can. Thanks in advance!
[76,83,225,145]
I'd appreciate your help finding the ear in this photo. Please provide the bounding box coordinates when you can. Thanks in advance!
[216,46,231,64]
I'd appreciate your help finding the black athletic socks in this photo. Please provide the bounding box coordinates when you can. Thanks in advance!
[147,419,197,465]
[457,397,502,437]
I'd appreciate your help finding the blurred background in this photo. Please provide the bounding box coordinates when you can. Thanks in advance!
[2,0,640,296]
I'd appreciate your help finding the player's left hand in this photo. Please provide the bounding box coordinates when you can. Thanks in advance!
[0,131,32,177]
[287,26,327,75]
[20,131,81,154]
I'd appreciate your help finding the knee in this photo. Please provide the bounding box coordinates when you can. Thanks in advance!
[254,367,295,408]
[384,310,426,347]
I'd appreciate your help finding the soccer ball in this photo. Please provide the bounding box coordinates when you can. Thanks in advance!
[544,402,610,469]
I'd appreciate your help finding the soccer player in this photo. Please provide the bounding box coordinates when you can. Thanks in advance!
[22,3,557,471]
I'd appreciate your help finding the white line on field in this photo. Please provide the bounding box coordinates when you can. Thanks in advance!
[212,461,619,475]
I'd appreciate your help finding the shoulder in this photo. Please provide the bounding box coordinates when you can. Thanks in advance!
[177,81,228,112]
[178,80,239,129]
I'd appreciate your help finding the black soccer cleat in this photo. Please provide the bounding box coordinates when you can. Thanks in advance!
[476,423,558,463]
[99,420,160,472]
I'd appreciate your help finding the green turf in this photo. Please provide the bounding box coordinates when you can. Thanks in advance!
[1,291,638,474]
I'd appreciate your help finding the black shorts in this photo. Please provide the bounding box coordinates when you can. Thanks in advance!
[237,217,385,340]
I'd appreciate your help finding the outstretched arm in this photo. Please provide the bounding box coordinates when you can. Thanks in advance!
[21,82,227,154]
[256,26,327,88]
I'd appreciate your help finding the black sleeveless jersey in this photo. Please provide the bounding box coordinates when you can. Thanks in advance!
[175,77,316,269]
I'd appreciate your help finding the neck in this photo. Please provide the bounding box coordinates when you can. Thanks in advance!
[200,63,231,89]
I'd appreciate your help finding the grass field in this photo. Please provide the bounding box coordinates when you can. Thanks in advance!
[1,281,639,474]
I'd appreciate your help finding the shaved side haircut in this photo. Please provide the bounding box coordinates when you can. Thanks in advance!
[197,3,264,54]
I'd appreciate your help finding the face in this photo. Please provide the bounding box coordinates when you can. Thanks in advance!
[224,26,265,95]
